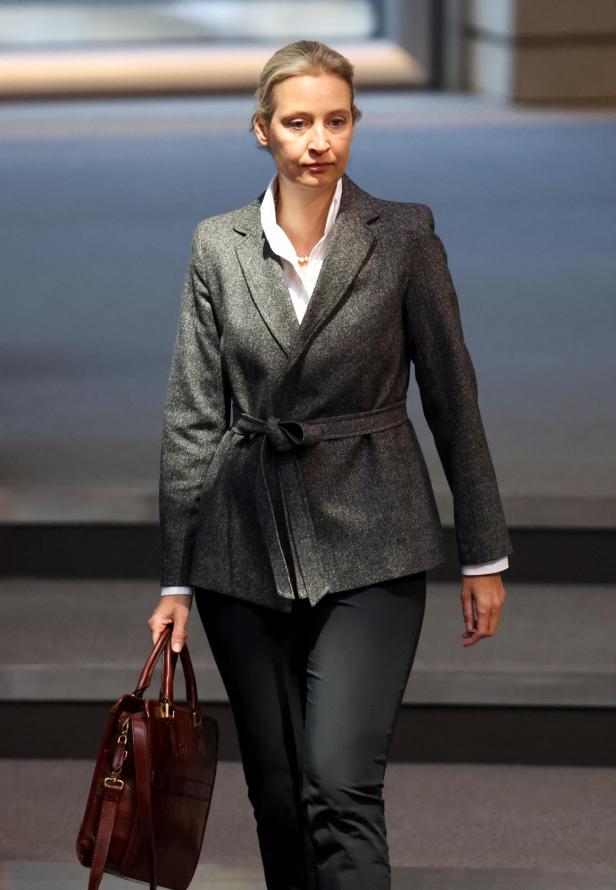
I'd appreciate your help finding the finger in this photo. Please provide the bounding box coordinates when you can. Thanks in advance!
[462,618,481,644]
[151,616,173,646]
[463,604,488,645]
[491,587,506,635]
[488,604,501,635]
[464,611,486,643]
[476,601,491,637]
[460,587,474,631]
[490,595,506,635]
[171,622,188,653]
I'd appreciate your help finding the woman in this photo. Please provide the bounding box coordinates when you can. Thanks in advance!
[148,40,512,890]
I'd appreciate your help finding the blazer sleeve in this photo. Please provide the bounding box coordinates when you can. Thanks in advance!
[158,224,231,586]
[403,205,513,566]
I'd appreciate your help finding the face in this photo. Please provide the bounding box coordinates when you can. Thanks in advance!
[254,70,354,192]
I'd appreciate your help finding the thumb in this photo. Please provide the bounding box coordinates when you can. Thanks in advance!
[171,619,188,653]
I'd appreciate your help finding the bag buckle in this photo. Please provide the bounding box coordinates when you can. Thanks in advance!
[104,775,125,790]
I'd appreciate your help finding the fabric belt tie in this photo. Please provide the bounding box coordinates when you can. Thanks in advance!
[229,398,409,607]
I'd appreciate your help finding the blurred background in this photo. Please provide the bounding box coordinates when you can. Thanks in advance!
[1,1,616,888]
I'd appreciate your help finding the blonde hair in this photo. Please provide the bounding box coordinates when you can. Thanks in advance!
[249,40,362,152]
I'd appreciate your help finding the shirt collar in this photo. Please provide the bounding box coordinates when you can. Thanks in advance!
[260,171,343,263]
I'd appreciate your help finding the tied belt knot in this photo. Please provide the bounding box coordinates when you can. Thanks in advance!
[232,414,319,453]
[229,398,409,607]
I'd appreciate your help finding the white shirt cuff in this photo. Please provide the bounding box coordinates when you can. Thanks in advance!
[461,556,509,575]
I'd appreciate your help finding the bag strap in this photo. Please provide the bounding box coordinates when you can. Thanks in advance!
[132,711,158,890]
[87,712,157,890]
[87,782,123,890]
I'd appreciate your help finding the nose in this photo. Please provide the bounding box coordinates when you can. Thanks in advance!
[308,124,329,152]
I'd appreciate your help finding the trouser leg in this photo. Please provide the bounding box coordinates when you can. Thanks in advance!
[300,572,427,890]
[193,587,316,890]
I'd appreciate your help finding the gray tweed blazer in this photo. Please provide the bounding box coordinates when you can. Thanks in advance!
[159,172,513,613]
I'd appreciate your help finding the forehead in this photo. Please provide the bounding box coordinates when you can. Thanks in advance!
[273,72,352,112]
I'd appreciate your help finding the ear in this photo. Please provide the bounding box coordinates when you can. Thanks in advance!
[253,114,270,149]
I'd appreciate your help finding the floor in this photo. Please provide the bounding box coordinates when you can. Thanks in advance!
[1,761,616,887]
[3,861,616,890]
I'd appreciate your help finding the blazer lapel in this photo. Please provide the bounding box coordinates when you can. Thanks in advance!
[233,172,381,371]
[234,213,300,357]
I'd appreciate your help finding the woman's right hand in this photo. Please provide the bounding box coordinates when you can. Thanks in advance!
[147,593,193,652]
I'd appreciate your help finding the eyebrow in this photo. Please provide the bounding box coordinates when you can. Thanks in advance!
[281,108,350,117]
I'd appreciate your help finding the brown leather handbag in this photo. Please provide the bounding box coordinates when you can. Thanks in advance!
[76,625,219,890]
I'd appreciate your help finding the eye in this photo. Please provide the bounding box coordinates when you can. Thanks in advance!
[287,117,348,130]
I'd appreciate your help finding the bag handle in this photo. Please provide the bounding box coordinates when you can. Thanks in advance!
[159,636,200,713]
[134,626,171,695]
[133,626,199,714]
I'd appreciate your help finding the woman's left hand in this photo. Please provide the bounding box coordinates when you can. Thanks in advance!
[460,573,506,647]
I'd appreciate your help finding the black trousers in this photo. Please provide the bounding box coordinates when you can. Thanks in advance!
[194,570,426,890]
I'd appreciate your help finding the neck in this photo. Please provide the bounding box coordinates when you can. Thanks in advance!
[274,172,338,255]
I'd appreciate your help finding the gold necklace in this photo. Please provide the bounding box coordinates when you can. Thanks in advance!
[274,186,310,267]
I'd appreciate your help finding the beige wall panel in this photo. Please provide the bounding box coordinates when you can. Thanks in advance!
[466,38,616,102]
[515,0,616,37]
[515,44,616,100]
[468,0,616,37]
[0,40,423,99]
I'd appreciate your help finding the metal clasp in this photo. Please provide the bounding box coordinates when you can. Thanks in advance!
[117,716,130,744]
[104,776,125,790]
[161,701,174,719]
[192,709,202,728]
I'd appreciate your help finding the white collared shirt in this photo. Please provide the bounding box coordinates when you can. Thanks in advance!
[259,171,343,323]
[160,173,507,595]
